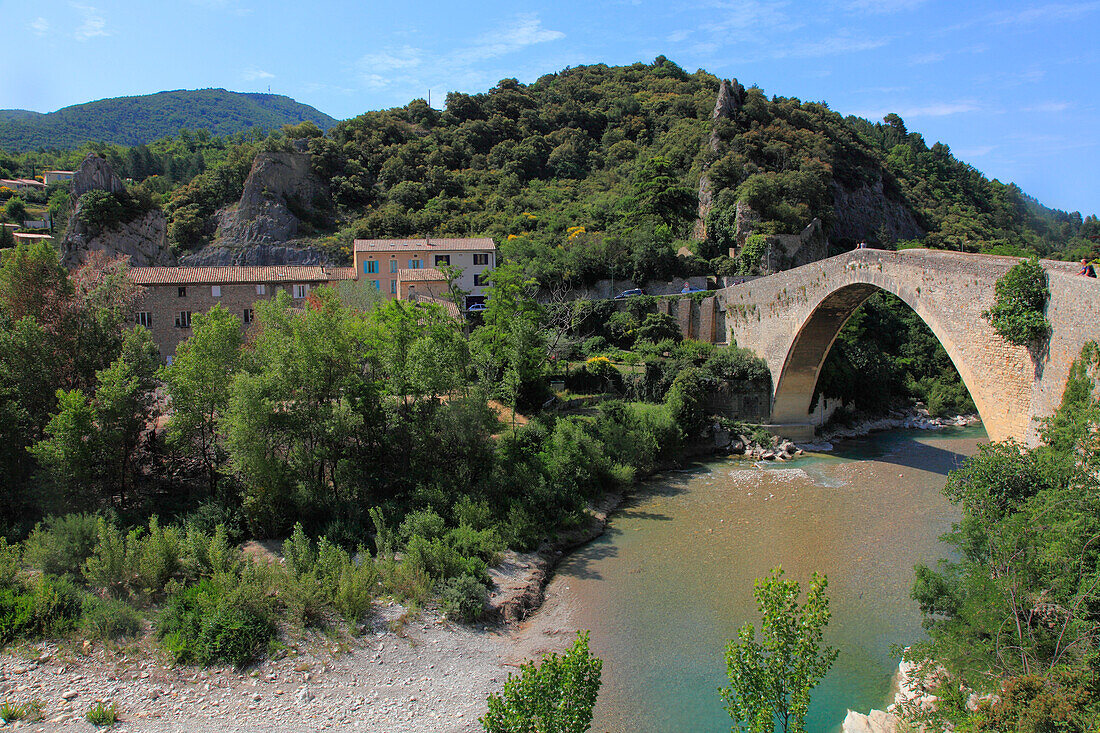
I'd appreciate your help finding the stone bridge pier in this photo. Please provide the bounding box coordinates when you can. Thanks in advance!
[718,248,1100,445]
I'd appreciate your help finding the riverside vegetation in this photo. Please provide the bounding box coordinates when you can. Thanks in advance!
[0,240,773,669]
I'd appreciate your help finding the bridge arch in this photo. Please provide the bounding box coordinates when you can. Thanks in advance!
[769,281,989,432]
[719,249,1099,445]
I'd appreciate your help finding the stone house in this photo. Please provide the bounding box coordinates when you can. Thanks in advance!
[130,265,355,361]
[42,171,76,185]
[129,237,497,360]
[352,237,496,307]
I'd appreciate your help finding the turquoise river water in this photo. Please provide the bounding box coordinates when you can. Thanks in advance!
[540,426,987,733]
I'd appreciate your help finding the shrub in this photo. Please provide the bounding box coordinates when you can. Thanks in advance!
[333,558,377,623]
[398,510,447,543]
[81,597,143,641]
[634,312,682,345]
[981,258,1051,346]
[405,534,489,584]
[665,366,711,437]
[0,700,42,723]
[704,347,771,385]
[86,701,119,726]
[29,575,85,637]
[83,517,185,602]
[605,311,638,347]
[23,514,99,578]
[160,579,273,666]
[439,574,487,622]
[0,589,34,644]
[0,539,19,590]
[580,336,607,357]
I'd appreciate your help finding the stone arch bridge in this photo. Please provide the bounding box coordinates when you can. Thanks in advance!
[716,249,1100,445]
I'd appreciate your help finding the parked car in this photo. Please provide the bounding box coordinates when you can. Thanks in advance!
[614,288,644,299]
[466,303,488,312]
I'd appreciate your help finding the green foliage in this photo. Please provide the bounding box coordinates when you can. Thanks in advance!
[81,596,143,641]
[3,197,26,223]
[481,631,603,733]
[0,89,335,152]
[22,513,99,578]
[906,345,1100,730]
[981,258,1051,346]
[85,701,119,727]
[438,574,488,622]
[634,312,682,345]
[720,567,838,733]
[158,579,275,667]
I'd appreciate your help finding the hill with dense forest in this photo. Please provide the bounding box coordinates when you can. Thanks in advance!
[0,89,336,152]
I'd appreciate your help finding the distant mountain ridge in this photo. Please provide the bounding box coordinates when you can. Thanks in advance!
[0,89,337,152]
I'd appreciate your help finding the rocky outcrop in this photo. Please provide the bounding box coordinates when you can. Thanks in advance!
[69,153,126,199]
[830,178,924,245]
[694,79,745,240]
[179,243,334,267]
[764,217,829,271]
[60,154,175,268]
[214,150,330,246]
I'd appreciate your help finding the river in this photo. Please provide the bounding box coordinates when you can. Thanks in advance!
[532,425,986,733]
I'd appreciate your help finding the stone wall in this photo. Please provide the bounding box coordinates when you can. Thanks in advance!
[718,248,1099,445]
[134,281,310,359]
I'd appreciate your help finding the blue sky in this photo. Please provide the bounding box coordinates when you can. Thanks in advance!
[3,0,1098,215]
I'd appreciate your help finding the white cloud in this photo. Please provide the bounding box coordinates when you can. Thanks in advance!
[910,51,946,64]
[667,29,691,43]
[994,1,1100,25]
[71,3,109,41]
[354,15,564,94]
[854,101,981,119]
[956,145,995,157]
[841,0,927,13]
[451,16,565,65]
[243,67,275,81]
[1024,101,1072,113]
[30,17,49,36]
[771,35,889,59]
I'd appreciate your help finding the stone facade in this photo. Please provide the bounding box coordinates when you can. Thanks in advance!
[131,266,354,360]
[718,248,1100,445]
[353,238,496,305]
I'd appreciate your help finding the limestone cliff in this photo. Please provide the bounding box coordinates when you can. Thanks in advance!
[830,178,924,245]
[60,154,176,268]
[214,149,331,246]
[693,79,745,240]
[179,243,334,267]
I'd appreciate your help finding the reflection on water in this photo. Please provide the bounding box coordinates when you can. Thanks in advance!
[545,426,986,733]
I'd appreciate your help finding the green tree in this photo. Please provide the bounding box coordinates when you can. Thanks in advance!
[160,304,244,494]
[481,631,603,733]
[3,197,26,224]
[720,567,838,733]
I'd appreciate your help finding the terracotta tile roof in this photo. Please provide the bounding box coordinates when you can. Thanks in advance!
[397,267,447,282]
[129,265,356,286]
[353,237,495,252]
[410,294,461,319]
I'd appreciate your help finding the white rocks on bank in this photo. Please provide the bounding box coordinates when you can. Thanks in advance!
[843,658,944,733]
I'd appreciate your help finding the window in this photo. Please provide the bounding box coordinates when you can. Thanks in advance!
[390,280,397,294]
[390,260,398,273]
[243,308,254,324]
[473,253,490,266]
[178,286,187,298]
[135,312,152,327]
[473,273,485,287]
[175,311,192,328]
[408,259,422,269]
[293,284,309,299]
[211,285,221,297]
[372,280,381,290]
[434,255,450,267]
[256,284,266,295]
[364,260,379,274]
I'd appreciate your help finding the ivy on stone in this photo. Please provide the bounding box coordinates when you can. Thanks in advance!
[981,257,1051,346]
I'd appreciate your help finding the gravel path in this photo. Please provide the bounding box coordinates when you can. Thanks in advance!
[0,598,581,732]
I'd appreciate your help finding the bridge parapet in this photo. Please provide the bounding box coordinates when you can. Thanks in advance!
[717,249,1100,445]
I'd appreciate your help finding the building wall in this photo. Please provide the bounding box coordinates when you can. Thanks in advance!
[354,248,496,300]
[133,280,317,360]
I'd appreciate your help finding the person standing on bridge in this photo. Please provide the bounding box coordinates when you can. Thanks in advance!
[1079,259,1096,277]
